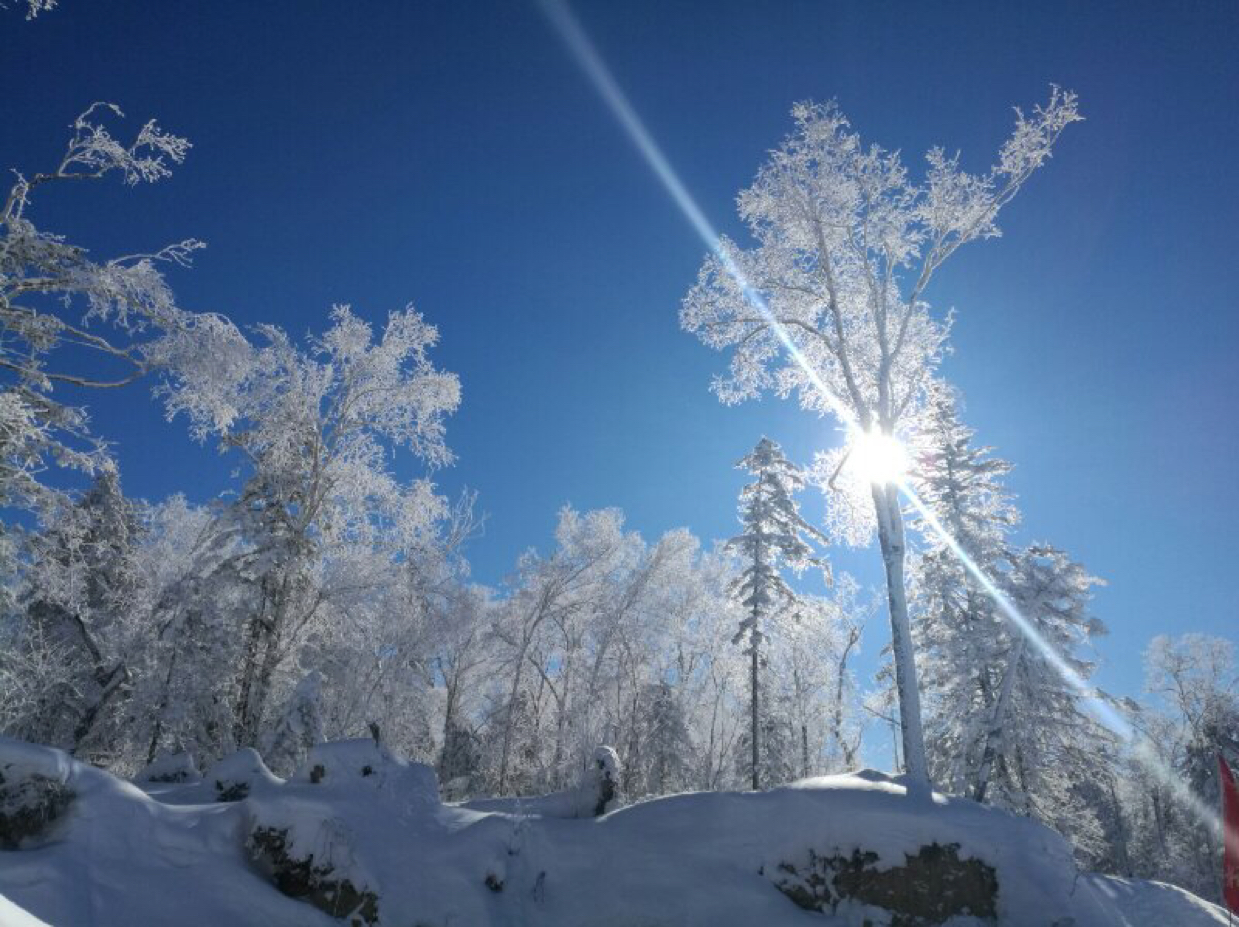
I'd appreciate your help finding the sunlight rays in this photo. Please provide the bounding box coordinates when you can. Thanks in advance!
[536,0,1224,836]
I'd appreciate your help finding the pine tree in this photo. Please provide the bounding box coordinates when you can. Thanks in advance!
[910,391,1018,794]
[726,437,826,789]
[973,544,1112,858]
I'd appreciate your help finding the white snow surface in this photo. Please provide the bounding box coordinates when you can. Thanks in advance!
[0,737,1230,926]
[134,751,200,785]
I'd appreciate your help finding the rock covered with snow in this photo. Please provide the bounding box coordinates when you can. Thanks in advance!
[136,751,201,785]
[245,806,380,926]
[462,744,622,819]
[0,738,75,850]
[294,738,438,806]
[0,739,1232,927]
[205,747,283,802]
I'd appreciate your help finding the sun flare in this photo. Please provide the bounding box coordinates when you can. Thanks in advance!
[847,428,910,485]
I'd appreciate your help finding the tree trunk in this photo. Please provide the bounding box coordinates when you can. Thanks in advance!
[233,593,270,747]
[831,626,859,770]
[871,481,930,800]
[750,638,760,790]
[497,654,526,795]
[71,663,129,755]
[972,635,1025,804]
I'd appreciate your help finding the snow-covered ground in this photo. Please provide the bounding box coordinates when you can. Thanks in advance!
[0,737,1231,926]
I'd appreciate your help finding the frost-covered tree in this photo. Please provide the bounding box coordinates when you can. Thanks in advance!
[971,544,1112,856]
[261,671,325,776]
[682,90,1081,796]
[910,390,1019,793]
[2,0,56,18]
[774,583,866,778]
[15,470,141,757]
[488,507,634,794]
[153,304,460,750]
[0,104,234,515]
[726,437,826,788]
[1122,634,1239,898]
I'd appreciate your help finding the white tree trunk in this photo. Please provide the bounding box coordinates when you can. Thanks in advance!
[871,481,930,800]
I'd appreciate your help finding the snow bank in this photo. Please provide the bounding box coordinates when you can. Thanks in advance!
[136,751,200,785]
[0,737,1230,927]
[464,745,621,819]
[294,739,438,807]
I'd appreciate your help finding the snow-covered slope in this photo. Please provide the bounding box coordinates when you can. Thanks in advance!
[0,738,1230,927]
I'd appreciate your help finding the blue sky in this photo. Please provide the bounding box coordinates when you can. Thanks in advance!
[3,0,1237,706]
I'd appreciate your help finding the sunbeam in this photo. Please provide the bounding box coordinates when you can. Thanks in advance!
[537,0,1225,838]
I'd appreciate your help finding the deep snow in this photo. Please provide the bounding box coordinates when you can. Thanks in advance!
[0,737,1231,926]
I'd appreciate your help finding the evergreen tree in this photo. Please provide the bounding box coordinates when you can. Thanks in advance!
[726,437,826,789]
[973,544,1112,857]
[910,391,1018,794]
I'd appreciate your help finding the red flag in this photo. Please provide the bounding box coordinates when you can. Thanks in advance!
[1220,753,1239,913]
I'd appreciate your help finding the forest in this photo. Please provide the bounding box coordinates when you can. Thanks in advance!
[1,0,1236,921]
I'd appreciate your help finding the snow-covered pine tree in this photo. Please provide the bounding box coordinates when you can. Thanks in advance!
[261,671,326,776]
[726,437,826,789]
[972,544,1112,857]
[909,390,1019,794]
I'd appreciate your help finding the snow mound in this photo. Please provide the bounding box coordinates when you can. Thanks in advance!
[0,739,1231,927]
[463,745,621,819]
[295,739,438,807]
[0,739,75,850]
[205,747,284,802]
[136,751,201,785]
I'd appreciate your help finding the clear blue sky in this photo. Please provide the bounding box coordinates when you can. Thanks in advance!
[3,0,1237,705]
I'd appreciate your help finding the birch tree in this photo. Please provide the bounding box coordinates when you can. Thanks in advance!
[156,304,460,749]
[682,90,1081,795]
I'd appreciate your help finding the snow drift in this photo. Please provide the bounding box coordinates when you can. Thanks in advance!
[0,737,1230,926]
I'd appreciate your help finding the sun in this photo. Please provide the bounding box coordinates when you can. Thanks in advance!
[847,428,910,485]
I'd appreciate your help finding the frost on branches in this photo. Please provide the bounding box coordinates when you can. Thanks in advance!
[909,390,1019,795]
[0,103,233,514]
[726,437,827,788]
[681,89,1082,797]
[1,0,56,19]
[909,392,1113,860]
[146,304,461,755]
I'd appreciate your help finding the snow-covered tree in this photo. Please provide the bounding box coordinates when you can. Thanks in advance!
[909,390,1019,794]
[155,304,460,750]
[2,0,56,18]
[0,103,236,515]
[487,507,635,794]
[726,437,826,788]
[971,544,1111,856]
[1121,634,1239,898]
[15,470,141,757]
[261,671,326,776]
[774,582,867,778]
[682,90,1081,796]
